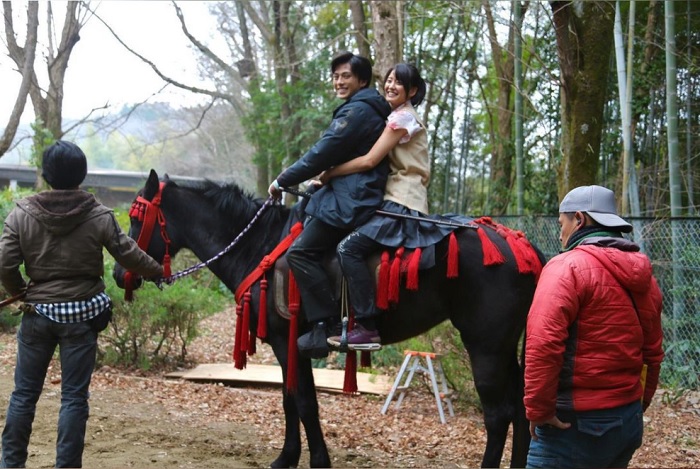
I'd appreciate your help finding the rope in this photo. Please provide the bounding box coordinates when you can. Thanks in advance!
[155,197,276,288]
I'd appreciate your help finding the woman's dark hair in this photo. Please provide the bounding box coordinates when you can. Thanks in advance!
[331,51,373,88]
[41,140,88,189]
[385,63,427,106]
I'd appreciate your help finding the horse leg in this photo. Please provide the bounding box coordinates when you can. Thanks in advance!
[509,351,530,468]
[268,330,301,467]
[267,333,330,468]
[267,334,302,468]
[468,348,521,468]
[270,388,302,468]
[293,359,331,468]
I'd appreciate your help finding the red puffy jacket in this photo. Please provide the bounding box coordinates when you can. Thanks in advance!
[524,237,663,422]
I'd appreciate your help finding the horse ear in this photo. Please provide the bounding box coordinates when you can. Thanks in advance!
[144,169,160,200]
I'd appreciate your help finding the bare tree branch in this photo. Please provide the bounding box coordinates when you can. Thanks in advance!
[240,0,274,44]
[86,4,245,114]
[171,2,237,77]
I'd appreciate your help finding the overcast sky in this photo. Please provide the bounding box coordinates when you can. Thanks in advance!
[0,1,222,126]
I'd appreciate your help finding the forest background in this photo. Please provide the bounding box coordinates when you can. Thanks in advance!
[0,1,699,388]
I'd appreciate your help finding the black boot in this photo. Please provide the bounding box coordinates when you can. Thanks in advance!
[297,321,331,359]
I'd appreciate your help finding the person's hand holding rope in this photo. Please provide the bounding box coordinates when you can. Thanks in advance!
[268,180,283,200]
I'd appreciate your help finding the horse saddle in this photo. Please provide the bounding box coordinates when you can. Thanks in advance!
[272,245,435,319]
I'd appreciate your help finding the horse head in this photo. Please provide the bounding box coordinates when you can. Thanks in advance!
[113,169,176,293]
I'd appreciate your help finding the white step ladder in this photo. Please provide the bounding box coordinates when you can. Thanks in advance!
[381,350,455,424]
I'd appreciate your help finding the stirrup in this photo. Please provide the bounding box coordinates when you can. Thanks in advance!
[337,316,350,353]
[348,342,382,352]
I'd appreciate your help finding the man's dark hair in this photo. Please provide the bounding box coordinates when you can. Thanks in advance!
[41,140,88,190]
[331,51,372,88]
[385,63,427,106]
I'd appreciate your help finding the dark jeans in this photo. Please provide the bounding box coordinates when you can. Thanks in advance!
[286,217,349,323]
[1,312,98,468]
[337,230,382,321]
[526,401,643,469]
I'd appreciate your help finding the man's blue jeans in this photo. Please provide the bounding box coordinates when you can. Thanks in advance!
[1,311,97,468]
[527,400,643,468]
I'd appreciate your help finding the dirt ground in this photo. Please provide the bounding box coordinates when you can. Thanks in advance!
[0,310,698,468]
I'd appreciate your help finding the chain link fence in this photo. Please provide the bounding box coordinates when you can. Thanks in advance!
[494,216,700,390]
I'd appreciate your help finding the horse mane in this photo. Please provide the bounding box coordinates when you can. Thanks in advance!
[167,178,289,237]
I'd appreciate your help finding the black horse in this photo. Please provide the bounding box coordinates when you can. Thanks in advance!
[114,170,543,468]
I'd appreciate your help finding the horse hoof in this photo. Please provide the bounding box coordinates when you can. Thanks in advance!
[270,454,300,468]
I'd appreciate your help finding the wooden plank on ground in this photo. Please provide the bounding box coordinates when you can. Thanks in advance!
[167,363,392,395]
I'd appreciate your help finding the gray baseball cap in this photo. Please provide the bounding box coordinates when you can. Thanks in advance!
[559,185,632,233]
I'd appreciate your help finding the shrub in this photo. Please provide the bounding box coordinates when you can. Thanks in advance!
[102,254,228,370]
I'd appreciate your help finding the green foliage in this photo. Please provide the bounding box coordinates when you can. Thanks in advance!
[660,386,688,407]
[241,53,336,179]
[1,187,27,220]
[242,78,285,172]
[0,311,21,333]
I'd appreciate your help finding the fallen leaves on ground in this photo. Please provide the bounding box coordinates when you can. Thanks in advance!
[0,308,698,467]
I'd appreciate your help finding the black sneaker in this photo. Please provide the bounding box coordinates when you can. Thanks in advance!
[297,321,331,359]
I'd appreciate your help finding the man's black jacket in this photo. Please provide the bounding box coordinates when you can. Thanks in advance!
[276,87,391,230]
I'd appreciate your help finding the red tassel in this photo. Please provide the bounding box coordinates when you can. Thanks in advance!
[241,291,251,353]
[476,227,505,266]
[474,217,542,279]
[360,351,372,368]
[406,248,421,291]
[286,272,300,393]
[521,238,543,280]
[447,232,459,278]
[376,251,390,309]
[233,303,245,369]
[506,235,530,274]
[388,247,404,304]
[257,278,268,339]
[343,351,358,394]
[509,233,543,278]
[124,272,134,302]
[162,254,171,278]
[248,330,256,355]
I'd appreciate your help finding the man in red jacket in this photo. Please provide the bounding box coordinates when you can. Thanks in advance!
[524,185,663,469]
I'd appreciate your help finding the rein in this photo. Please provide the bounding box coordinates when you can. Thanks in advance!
[161,197,276,286]
[124,182,276,300]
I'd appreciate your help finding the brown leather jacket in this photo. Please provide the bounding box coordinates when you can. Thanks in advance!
[0,190,162,303]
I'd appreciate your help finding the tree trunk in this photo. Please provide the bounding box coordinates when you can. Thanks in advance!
[550,1,615,197]
[349,0,370,59]
[0,2,38,157]
[483,1,527,214]
[370,1,401,79]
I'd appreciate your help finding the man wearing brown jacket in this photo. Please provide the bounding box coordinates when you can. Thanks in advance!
[0,141,163,468]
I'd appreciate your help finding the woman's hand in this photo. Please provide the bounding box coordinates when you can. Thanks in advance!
[318,170,333,185]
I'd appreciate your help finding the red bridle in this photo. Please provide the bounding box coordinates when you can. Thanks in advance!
[124,182,172,301]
